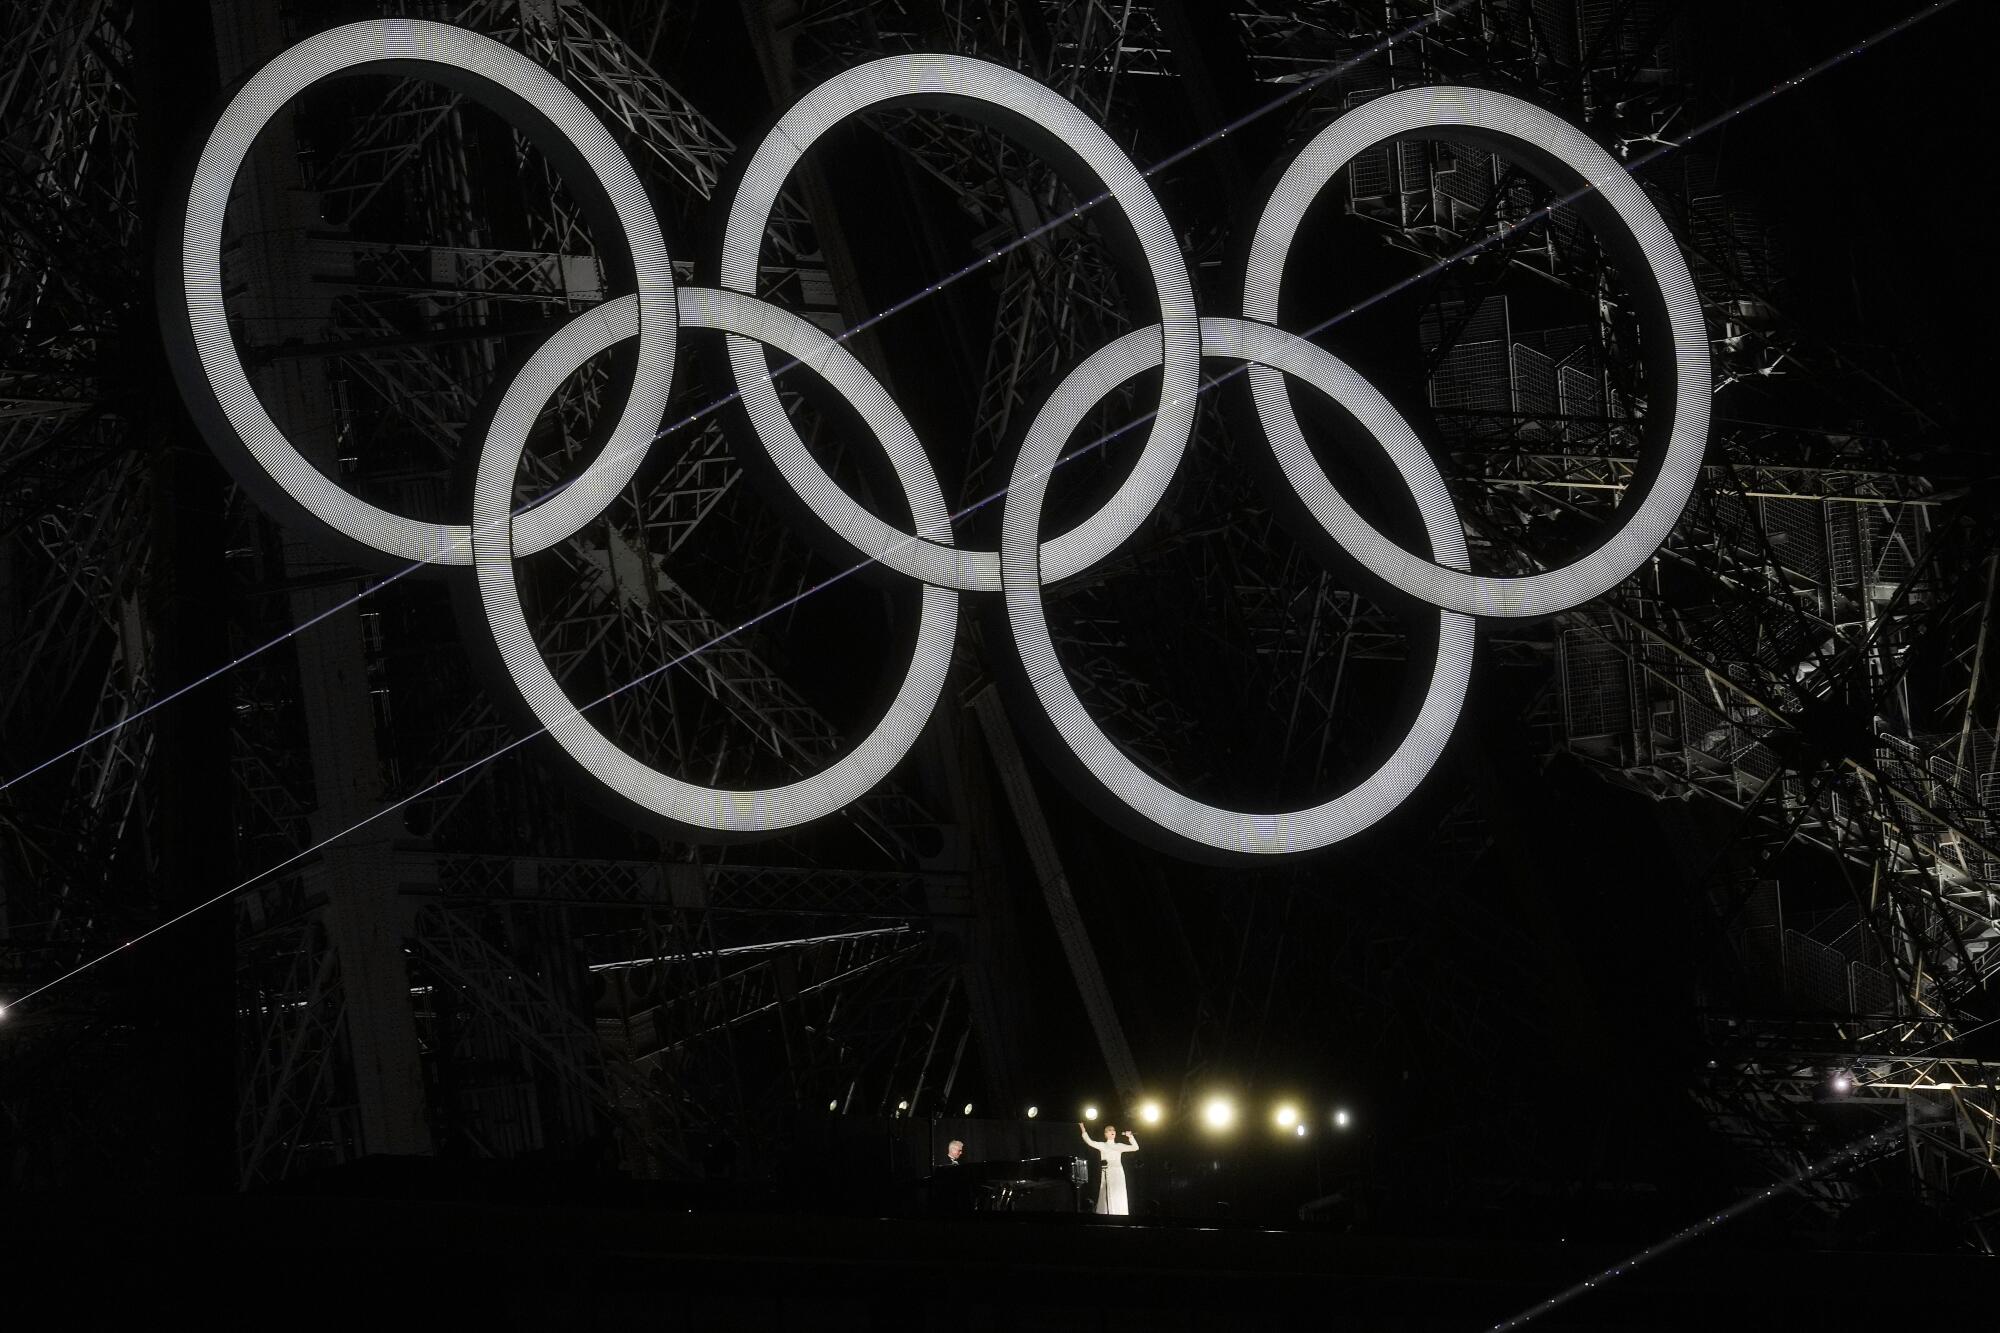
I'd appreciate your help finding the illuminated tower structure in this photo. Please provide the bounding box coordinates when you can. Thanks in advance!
[1208,1,2000,1243]
[762,0,2000,1239]
[1,0,1993,1246]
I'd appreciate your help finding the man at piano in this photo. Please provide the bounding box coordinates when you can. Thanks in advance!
[928,1138,973,1215]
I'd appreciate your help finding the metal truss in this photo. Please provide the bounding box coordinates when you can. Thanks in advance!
[773,2,1584,1172]
[0,0,153,956]
[1213,0,2000,1242]
[39,0,966,1189]
[7,0,1985,1233]
[189,0,971,1185]
[0,0,168,1186]
[785,0,1169,502]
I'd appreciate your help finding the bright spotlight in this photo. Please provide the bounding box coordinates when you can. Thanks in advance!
[1334,1108,1352,1130]
[1202,1096,1235,1130]
[896,1100,909,1114]
[1027,1105,1039,1119]
[1083,1105,1099,1122]
[963,1103,974,1116]
[1830,1072,1853,1095]
[1274,1103,1299,1129]
[1295,1124,1307,1138]
[827,1099,838,1112]
[1139,1101,1163,1125]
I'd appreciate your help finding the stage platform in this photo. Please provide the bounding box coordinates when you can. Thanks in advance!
[6,1192,1983,1327]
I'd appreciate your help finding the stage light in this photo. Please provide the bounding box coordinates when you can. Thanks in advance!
[1334,1108,1352,1129]
[1083,1105,1099,1122]
[1295,1124,1307,1138]
[1027,1105,1039,1118]
[897,1100,909,1114]
[1202,1097,1235,1130]
[1140,1101,1163,1125]
[1273,1103,1299,1129]
[827,1099,837,1112]
[1830,1071,1853,1095]
[963,1103,974,1115]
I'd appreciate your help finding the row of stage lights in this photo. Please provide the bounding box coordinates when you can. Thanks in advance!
[845,1096,1355,1137]
[1072,1098,1354,1138]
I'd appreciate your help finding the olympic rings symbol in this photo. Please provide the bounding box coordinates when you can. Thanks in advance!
[164,20,1708,858]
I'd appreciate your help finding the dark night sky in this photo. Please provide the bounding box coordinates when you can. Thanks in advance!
[1691,0,1988,430]
[15,0,1981,1234]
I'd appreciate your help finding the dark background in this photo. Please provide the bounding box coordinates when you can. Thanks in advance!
[2,6,1991,1306]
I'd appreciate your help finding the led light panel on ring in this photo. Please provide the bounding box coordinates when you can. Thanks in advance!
[161,18,1710,855]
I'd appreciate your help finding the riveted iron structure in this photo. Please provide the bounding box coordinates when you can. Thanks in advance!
[2,0,1990,1249]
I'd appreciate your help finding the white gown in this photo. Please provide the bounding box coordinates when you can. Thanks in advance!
[1082,1131,1137,1215]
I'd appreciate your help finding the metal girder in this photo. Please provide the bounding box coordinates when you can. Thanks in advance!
[286,2,939,865]
[784,0,1165,503]
[335,306,934,861]
[971,683,1141,1102]
[235,911,355,1187]
[192,0,973,1184]
[1695,1012,2000,1248]
[433,852,932,919]
[0,0,157,988]
[1212,0,1997,1242]
[410,900,693,1173]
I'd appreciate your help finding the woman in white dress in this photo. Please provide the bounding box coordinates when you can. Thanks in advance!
[1079,1122,1139,1215]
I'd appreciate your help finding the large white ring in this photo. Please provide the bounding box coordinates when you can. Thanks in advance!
[718,55,1201,591]
[171,23,1712,854]
[1001,316,1476,856]
[1243,86,1710,618]
[178,18,677,566]
[471,290,957,834]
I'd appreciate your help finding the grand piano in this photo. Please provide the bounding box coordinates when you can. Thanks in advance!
[929,1155,1087,1214]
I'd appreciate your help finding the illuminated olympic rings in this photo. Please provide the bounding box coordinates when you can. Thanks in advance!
[164,19,1709,856]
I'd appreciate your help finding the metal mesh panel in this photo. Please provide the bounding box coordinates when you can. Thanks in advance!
[1431,342,1513,428]
[1397,139,1430,200]
[1760,496,1828,582]
[1784,929,1852,1013]
[1552,358,1600,436]
[1828,503,1863,587]
[1707,489,1756,553]
[1850,961,1897,1017]
[1677,665,1731,770]
[1532,0,1581,64]
[1866,504,1924,586]
[1434,141,1494,228]
[1512,342,1558,432]
[1348,142,1393,203]
[1559,627,1633,739]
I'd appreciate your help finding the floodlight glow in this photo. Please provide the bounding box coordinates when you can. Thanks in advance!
[963,1103,974,1115]
[897,1100,909,1112]
[1202,1097,1236,1130]
[828,1099,838,1112]
[1140,1101,1163,1125]
[1274,1103,1299,1129]
[169,23,1709,857]
[1026,1106,1039,1119]
[1295,1124,1307,1138]
[1083,1105,1099,1122]
[1334,1109,1352,1130]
